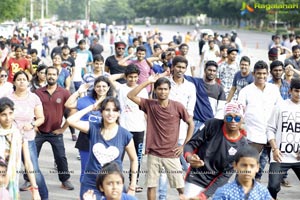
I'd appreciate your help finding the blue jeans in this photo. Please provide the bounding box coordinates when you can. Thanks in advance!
[256,146,269,180]
[256,146,288,180]
[35,132,71,182]
[23,140,49,200]
[79,150,90,183]
[158,169,168,200]
[268,162,300,199]
[193,120,204,135]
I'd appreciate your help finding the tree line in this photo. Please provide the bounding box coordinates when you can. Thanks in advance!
[0,0,299,29]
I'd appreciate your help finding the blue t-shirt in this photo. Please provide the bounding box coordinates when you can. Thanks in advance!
[152,63,164,74]
[232,71,254,99]
[57,68,70,88]
[184,75,214,122]
[77,96,101,122]
[103,193,137,200]
[82,122,132,188]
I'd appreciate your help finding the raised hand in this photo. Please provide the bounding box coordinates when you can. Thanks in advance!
[77,83,90,94]
[148,73,161,83]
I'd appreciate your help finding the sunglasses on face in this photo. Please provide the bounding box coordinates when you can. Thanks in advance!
[225,115,242,123]
[0,74,8,78]
[117,48,125,50]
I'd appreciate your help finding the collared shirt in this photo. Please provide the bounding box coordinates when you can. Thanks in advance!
[169,77,196,116]
[268,79,290,100]
[213,179,272,200]
[169,77,196,141]
[35,85,70,133]
[238,83,282,144]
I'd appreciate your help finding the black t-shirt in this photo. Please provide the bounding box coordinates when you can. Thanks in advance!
[61,56,75,75]
[51,46,62,59]
[184,119,248,197]
[105,55,127,83]
[89,44,103,57]
[32,57,41,72]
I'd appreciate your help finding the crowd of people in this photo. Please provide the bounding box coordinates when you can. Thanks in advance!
[0,23,300,200]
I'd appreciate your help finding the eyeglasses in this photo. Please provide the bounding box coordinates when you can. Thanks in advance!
[0,74,8,78]
[117,48,125,50]
[225,115,242,123]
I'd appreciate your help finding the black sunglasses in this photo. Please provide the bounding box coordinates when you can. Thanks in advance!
[0,74,8,78]
[225,115,241,123]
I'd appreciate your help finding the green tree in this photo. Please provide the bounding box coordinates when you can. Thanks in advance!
[100,0,135,24]
[0,0,27,22]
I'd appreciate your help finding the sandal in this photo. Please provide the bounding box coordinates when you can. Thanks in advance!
[135,186,143,193]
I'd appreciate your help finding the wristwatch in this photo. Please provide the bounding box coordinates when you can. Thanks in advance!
[31,121,36,128]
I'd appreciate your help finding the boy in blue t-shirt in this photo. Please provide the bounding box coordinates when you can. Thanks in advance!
[213,145,272,200]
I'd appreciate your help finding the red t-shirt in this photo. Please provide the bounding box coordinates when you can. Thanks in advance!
[35,86,71,133]
[7,57,30,82]
[139,98,190,158]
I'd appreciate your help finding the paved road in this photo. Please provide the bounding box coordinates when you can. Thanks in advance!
[20,25,299,200]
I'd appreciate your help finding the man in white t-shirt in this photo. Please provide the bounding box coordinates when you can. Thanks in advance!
[267,78,300,199]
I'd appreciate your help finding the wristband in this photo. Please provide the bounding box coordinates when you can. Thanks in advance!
[30,186,39,191]
[31,122,36,129]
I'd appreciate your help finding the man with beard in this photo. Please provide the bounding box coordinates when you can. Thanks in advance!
[227,56,254,102]
[185,61,226,133]
[105,41,127,83]
[34,66,74,190]
[269,60,290,100]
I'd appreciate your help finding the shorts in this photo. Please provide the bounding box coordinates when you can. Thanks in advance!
[145,154,184,189]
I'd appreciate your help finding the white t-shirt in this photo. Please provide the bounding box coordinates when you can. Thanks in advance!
[117,83,148,132]
[0,82,13,98]
[267,99,300,163]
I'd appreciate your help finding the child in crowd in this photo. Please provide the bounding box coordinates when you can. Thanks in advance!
[212,145,272,200]
[0,156,10,200]
[83,162,137,200]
